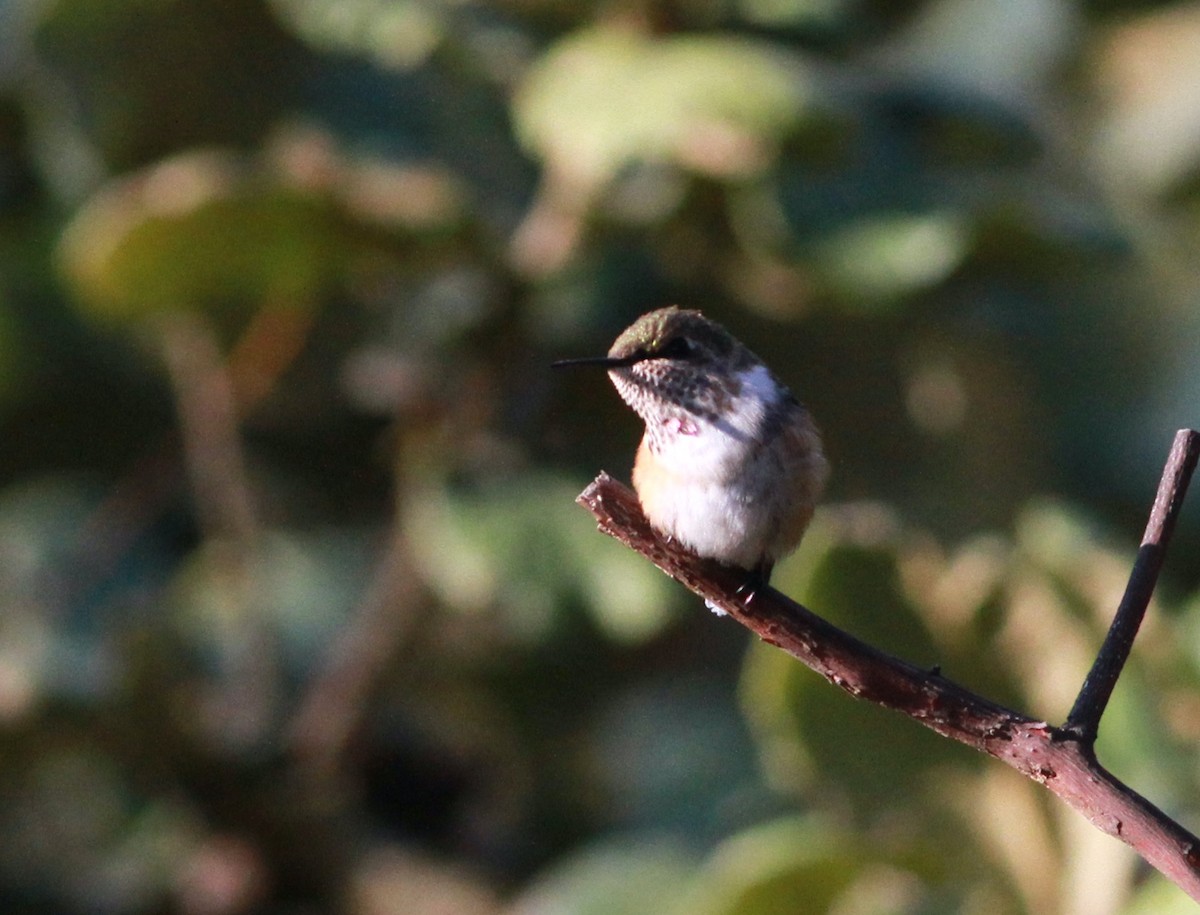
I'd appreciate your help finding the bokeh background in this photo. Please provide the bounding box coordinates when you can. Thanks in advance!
[2,0,1200,912]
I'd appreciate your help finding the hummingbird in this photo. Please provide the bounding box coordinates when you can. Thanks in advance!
[555,306,828,589]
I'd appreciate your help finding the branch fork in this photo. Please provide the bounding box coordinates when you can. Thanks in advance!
[575,429,1200,900]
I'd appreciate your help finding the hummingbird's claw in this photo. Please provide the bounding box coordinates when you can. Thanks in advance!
[735,561,773,604]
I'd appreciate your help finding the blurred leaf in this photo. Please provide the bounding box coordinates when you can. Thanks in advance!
[740,525,968,812]
[1123,874,1199,915]
[672,817,870,915]
[589,678,761,837]
[515,28,812,188]
[170,528,367,675]
[270,0,446,69]
[58,151,345,324]
[1094,670,1190,812]
[804,536,941,662]
[406,474,680,644]
[740,635,969,816]
[32,0,304,170]
[506,836,697,915]
[1090,4,1200,195]
[0,475,115,705]
[0,741,190,911]
[809,211,970,305]
[874,0,1078,108]
[347,847,498,915]
[737,0,852,29]
[57,141,466,331]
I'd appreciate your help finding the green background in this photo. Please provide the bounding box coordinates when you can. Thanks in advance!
[0,0,1199,912]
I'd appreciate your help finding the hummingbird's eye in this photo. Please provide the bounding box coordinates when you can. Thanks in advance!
[656,336,695,360]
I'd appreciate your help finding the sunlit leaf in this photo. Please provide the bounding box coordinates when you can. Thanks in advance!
[507,836,697,915]
[406,474,680,644]
[672,817,869,915]
[1089,4,1200,194]
[270,0,445,70]
[58,151,347,324]
[1123,874,1199,915]
[515,28,812,187]
[809,212,970,305]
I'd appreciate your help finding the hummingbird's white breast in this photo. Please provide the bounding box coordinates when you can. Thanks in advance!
[633,364,822,571]
[645,364,776,478]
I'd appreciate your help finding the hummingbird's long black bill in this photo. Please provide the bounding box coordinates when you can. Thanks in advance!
[551,354,645,370]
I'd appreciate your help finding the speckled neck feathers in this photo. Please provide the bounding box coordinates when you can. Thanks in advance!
[604,307,783,452]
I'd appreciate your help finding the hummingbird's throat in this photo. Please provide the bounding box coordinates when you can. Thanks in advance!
[661,415,700,438]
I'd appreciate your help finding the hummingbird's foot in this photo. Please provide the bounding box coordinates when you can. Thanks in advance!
[734,560,774,604]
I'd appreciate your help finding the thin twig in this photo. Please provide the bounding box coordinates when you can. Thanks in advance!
[575,434,1200,901]
[157,312,259,548]
[55,303,316,621]
[288,522,426,774]
[1066,429,1200,741]
[157,312,278,747]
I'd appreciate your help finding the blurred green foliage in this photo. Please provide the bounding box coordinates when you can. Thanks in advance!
[1,0,1200,913]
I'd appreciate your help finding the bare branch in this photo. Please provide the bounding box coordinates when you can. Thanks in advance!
[575,437,1200,901]
[1066,429,1200,740]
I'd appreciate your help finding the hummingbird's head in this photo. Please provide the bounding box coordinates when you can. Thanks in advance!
[607,307,734,366]
[554,307,761,425]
